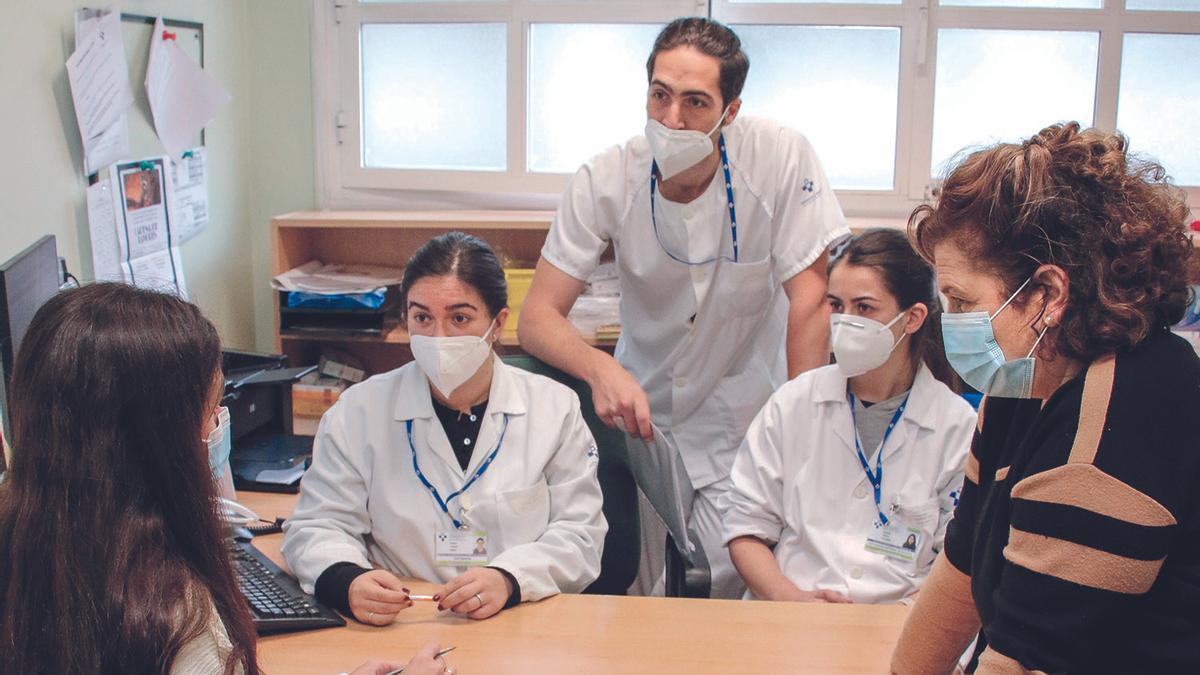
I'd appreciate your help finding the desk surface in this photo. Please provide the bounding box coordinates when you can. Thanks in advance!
[241,492,907,674]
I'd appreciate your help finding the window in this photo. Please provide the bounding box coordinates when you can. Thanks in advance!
[314,1,1200,213]
[736,25,901,190]
[1117,33,1200,185]
[527,23,663,174]
[931,29,1098,174]
[361,23,507,171]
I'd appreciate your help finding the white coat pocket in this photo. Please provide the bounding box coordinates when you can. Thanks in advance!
[496,482,551,546]
[710,256,772,319]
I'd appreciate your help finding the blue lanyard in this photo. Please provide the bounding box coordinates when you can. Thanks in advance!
[847,393,909,526]
[405,414,509,530]
[650,134,739,264]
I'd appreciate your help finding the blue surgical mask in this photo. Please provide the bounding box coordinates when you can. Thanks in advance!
[941,278,1048,399]
[204,406,232,477]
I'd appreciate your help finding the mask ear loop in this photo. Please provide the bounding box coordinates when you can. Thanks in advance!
[1025,324,1049,359]
[989,277,1033,321]
[883,308,911,354]
[707,104,732,137]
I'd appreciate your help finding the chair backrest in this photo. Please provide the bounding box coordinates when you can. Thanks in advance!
[501,354,640,595]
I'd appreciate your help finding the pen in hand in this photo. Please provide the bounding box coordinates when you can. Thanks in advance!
[383,647,456,675]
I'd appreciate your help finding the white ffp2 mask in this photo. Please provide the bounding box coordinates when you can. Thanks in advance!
[644,107,729,181]
[830,312,907,378]
[410,321,497,398]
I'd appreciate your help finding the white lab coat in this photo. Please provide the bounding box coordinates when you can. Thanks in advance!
[542,116,850,489]
[721,364,976,604]
[281,356,608,602]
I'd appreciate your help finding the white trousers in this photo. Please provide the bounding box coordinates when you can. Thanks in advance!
[627,477,746,599]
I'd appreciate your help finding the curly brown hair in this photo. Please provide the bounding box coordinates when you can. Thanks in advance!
[909,122,1194,363]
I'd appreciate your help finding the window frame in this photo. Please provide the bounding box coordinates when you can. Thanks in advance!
[313,0,1200,216]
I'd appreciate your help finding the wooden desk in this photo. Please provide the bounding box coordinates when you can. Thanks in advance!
[240,492,907,674]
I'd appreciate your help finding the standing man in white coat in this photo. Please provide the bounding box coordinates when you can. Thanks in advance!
[518,17,849,598]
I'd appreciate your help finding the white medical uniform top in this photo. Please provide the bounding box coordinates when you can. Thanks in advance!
[542,116,850,488]
[281,356,608,602]
[721,364,976,604]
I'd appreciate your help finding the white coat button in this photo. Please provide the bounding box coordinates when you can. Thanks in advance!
[853,485,868,499]
[849,566,863,579]
[675,377,687,388]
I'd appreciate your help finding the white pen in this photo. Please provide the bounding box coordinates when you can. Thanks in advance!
[407,593,436,601]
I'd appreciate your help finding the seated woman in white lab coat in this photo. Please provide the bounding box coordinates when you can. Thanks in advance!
[282,232,608,624]
[722,228,976,605]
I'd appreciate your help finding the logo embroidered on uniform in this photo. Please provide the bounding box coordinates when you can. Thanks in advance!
[802,178,815,192]
[586,443,599,461]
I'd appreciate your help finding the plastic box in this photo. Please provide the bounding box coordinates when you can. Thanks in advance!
[504,268,535,332]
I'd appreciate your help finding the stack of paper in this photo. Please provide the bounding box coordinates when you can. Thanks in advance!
[271,261,405,295]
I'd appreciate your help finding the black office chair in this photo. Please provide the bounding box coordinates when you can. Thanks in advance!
[664,530,711,599]
[502,355,639,595]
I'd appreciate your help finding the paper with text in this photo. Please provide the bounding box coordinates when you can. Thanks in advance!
[108,156,186,296]
[67,10,133,172]
[168,148,209,245]
[86,181,122,281]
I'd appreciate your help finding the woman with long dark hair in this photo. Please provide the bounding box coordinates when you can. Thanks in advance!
[0,283,446,674]
[722,229,976,604]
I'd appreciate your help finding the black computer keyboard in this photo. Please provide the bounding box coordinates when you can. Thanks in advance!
[230,540,346,635]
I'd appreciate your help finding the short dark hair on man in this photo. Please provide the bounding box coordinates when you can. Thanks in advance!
[646,17,749,108]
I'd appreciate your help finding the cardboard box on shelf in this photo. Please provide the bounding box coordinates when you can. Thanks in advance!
[292,372,348,419]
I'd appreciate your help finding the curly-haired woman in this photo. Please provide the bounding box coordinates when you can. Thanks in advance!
[890,123,1200,673]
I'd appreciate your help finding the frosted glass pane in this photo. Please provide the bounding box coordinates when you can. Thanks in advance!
[361,23,506,171]
[932,29,1097,175]
[1127,0,1200,10]
[729,0,898,4]
[940,0,1099,7]
[528,23,663,174]
[1118,34,1200,185]
[736,25,901,190]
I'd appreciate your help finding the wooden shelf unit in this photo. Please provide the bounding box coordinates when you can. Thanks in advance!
[271,210,612,376]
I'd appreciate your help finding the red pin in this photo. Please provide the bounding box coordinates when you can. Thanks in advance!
[162,30,177,41]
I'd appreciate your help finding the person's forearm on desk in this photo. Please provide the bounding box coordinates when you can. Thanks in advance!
[728,536,848,603]
[519,257,652,439]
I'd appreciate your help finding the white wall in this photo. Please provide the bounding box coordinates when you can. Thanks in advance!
[0,0,316,352]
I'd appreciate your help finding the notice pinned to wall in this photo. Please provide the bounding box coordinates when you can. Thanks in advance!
[146,17,230,160]
[68,8,133,176]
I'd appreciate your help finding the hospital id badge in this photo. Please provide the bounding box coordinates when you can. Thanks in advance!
[435,529,489,567]
[864,518,921,563]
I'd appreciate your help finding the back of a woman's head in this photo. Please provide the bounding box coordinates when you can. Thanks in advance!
[0,283,257,674]
[831,228,958,389]
[910,122,1193,362]
[8,283,219,502]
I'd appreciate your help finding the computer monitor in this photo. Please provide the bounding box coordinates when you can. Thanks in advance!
[0,235,61,471]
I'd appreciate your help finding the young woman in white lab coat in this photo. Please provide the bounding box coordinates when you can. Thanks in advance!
[722,229,976,605]
[282,232,607,624]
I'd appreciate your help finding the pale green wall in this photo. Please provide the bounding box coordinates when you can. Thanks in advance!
[246,0,317,352]
[0,0,316,352]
